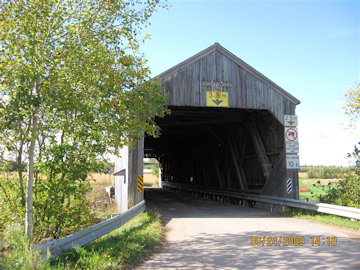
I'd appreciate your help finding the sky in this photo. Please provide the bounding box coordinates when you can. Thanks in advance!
[139,0,360,167]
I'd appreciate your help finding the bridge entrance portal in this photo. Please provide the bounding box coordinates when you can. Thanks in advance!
[114,43,300,210]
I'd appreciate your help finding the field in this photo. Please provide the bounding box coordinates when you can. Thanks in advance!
[88,172,158,187]
[0,172,114,185]
[298,175,340,202]
[144,173,159,187]
[298,172,341,202]
[87,173,114,186]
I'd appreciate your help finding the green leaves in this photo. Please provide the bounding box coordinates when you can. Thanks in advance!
[1,0,169,162]
[343,83,360,129]
[1,0,168,241]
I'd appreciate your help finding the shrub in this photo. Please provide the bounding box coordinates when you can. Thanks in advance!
[319,176,359,208]
[319,143,360,208]
[0,177,25,235]
[0,175,95,243]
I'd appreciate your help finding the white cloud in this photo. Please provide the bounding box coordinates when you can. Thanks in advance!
[299,120,358,166]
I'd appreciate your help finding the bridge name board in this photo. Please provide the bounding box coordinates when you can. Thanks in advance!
[202,81,232,91]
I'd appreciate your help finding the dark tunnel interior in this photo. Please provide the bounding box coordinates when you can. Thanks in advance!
[144,106,284,193]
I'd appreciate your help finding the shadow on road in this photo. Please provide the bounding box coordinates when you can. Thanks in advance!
[145,188,285,223]
[141,231,360,269]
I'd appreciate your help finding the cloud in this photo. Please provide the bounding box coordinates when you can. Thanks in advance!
[299,121,357,166]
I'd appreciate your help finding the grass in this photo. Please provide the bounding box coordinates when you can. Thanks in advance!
[279,209,360,231]
[144,173,159,187]
[46,211,164,269]
[1,212,164,269]
[89,172,159,187]
[299,178,329,202]
[88,173,114,186]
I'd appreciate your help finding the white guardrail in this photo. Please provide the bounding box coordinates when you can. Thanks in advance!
[162,182,360,220]
[34,200,146,259]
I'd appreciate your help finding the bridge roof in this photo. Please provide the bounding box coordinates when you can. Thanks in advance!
[157,43,300,106]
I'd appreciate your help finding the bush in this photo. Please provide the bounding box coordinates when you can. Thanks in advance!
[0,174,95,243]
[319,176,360,208]
[319,143,360,208]
[33,177,94,242]
[0,177,25,235]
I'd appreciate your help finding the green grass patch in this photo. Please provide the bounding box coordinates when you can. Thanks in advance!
[279,209,360,231]
[47,211,163,269]
[0,212,164,270]
[299,178,339,202]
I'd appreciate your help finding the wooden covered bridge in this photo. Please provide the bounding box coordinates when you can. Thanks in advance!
[114,43,300,212]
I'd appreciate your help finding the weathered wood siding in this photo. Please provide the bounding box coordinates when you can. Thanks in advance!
[114,139,144,212]
[127,139,144,208]
[160,50,297,123]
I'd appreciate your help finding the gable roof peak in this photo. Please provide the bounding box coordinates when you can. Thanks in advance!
[157,43,300,105]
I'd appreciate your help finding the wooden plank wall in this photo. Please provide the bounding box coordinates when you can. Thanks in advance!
[161,50,297,124]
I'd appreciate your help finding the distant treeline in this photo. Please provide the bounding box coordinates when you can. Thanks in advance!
[300,166,352,179]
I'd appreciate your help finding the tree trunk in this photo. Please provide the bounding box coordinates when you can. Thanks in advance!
[17,143,25,206]
[25,109,38,240]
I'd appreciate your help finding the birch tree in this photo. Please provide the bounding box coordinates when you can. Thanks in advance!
[0,0,167,241]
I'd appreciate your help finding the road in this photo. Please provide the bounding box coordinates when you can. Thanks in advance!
[138,188,360,270]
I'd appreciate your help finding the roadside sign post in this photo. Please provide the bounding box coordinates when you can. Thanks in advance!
[284,115,298,127]
[284,115,299,199]
[284,115,299,170]
[286,154,300,169]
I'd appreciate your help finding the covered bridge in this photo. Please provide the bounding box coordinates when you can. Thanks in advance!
[115,43,300,211]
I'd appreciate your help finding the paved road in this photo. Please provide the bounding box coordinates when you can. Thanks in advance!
[138,188,360,270]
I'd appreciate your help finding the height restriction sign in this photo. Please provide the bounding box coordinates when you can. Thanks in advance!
[284,127,298,142]
[284,115,298,127]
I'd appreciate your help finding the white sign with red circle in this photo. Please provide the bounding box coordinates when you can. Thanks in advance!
[284,127,298,142]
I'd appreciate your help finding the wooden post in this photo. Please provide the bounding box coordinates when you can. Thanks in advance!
[226,131,248,190]
[230,129,249,187]
[238,128,249,187]
[197,149,209,186]
[248,121,272,182]
[209,140,224,188]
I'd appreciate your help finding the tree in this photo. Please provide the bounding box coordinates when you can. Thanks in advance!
[319,143,360,208]
[320,83,360,208]
[343,83,360,129]
[0,0,168,241]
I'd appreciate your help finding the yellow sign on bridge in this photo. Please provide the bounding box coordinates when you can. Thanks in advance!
[137,175,144,192]
[206,91,229,107]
